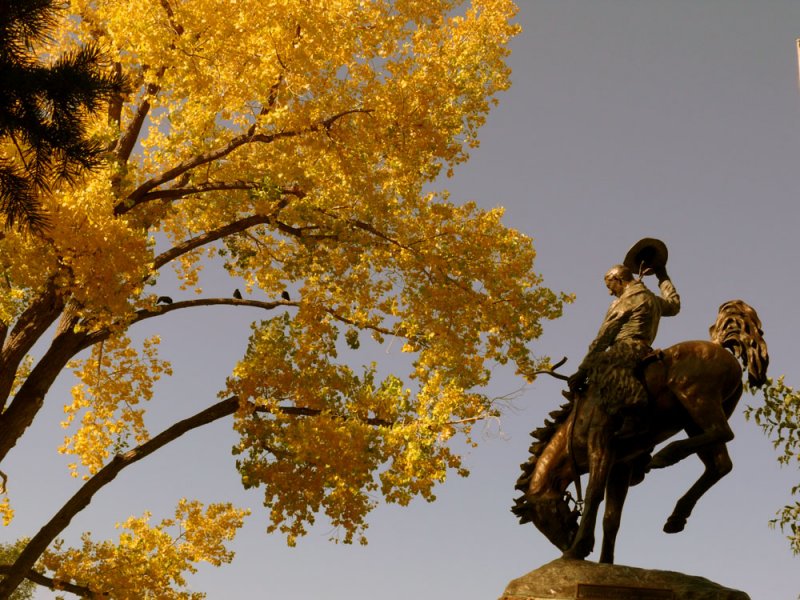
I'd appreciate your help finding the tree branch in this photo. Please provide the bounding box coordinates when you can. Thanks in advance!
[0,395,394,599]
[322,307,404,340]
[132,181,303,213]
[150,186,308,270]
[152,214,273,269]
[133,297,294,326]
[0,280,64,412]
[115,109,370,216]
[115,79,161,163]
[264,405,393,428]
[117,130,294,215]
[0,397,240,599]
[0,326,87,465]
[0,565,98,598]
[107,62,123,132]
[138,180,260,202]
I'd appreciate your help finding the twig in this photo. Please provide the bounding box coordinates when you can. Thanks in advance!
[530,356,570,381]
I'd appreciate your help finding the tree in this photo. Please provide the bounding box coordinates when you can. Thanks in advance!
[0,0,123,233]
[0,541,33,600]
[0,0,568,597]
[746,377,800,555]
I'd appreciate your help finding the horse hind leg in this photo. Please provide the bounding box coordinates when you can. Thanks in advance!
[664,442,732,534]
[648,392,734,471]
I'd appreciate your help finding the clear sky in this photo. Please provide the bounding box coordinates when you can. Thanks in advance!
[5,1,800,598]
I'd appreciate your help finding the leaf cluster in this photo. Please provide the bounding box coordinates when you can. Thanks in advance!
[39,501,248,599]
[746,376,800,554]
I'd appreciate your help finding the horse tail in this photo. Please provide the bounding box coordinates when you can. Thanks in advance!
[709,299,769,388]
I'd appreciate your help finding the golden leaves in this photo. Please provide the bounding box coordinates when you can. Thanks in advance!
[0,497,13,527]
[3,0,567,582]
[40,500,248,599]
[60,334,172,478]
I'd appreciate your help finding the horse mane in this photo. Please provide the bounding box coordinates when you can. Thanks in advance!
[709,299,769,388]
[511,400,573,523]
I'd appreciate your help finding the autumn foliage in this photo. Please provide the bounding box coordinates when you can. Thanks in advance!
[0,0,569,597]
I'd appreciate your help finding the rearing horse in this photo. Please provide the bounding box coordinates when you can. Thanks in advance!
[512,299,768,564]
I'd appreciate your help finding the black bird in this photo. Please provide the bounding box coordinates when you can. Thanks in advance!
[281,291,291,301]
[157,296,173,305]
[233,289,242,299]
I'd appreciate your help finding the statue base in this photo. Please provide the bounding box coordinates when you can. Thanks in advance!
[500,558,749,600]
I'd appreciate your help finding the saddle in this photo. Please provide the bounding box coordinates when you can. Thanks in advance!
[633,348,664,399]
[634,348,664,383]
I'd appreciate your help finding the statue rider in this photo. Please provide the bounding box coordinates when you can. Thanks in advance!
[567,239,681,437]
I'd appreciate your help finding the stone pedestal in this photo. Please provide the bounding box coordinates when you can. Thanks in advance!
[500,558,749,600]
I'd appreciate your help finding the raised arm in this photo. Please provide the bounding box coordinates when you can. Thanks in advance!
[654,266,680,317]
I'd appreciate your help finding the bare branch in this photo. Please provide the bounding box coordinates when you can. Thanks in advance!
[529,356,570,381]
[133,297,294,325]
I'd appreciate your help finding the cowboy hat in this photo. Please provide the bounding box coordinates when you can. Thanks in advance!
[623,237,668,276]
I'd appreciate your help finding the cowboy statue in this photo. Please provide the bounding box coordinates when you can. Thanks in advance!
[566,238,681,437]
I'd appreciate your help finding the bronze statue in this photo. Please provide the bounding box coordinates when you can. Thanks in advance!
[512,240,769,564]
[567,238,681,438]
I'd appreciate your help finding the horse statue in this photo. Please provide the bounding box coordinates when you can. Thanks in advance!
[512,299,769,564]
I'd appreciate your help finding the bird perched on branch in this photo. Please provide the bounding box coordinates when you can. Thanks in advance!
[233,289,242,299]
[281,290,290,301]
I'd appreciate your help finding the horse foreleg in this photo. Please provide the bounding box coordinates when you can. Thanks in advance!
[664,443,732,534]
[563,420,614,560]
[600,462,632,564]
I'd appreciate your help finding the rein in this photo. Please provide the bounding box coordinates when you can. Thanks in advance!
[566,391,584,512]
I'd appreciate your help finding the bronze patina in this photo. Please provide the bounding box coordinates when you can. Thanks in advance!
[567,246,680,433]
[512,240,769,564]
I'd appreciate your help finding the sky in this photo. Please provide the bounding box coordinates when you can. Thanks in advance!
[4,0,800,598]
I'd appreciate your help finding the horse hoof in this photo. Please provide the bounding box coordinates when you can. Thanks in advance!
[663,516,686,534]
[562,538,594,560]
